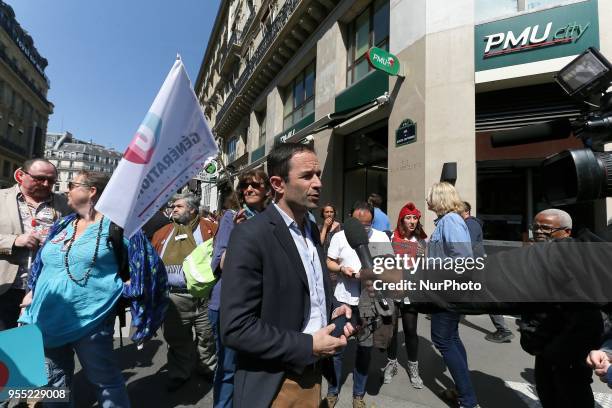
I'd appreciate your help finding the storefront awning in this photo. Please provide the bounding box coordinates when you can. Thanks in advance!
[237,92,390,175]
[284,92,390,144]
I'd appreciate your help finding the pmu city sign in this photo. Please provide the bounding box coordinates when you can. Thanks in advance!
[366,47,400,76]
[475,0,599,72]
[483,21,590,58]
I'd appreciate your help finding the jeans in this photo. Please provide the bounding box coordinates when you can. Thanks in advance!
[327,305,371,397]
[209,309,236,408]
[489,314,511,333]
[43,316,130,408]
[430,312,477,408]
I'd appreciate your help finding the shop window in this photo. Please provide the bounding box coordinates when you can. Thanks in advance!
[526,0,569,11]
[283,61,315,130]
[346,0,389,86]
[475,0,518,22]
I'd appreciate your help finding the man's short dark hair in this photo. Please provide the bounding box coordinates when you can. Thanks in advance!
[267,143,315,181]
[463,201,472,213]
[350,201,374,219]
[22,158,56,173]
[367,193,383,208]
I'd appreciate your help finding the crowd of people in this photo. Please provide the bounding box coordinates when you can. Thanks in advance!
[1,150,612,408]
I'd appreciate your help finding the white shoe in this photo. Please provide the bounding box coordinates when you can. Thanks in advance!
[381,358,398,384]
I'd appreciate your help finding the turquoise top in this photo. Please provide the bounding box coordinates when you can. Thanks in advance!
[19,217,124,348]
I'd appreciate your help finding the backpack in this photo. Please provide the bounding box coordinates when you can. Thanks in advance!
[182,238,216,298]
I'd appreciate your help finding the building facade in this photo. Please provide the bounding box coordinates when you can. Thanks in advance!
[0,1,53,188]
[196,0,612,242]
[45,132,121,193]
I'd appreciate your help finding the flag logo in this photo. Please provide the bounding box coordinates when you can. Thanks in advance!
[124,112,162,164]
[0,361,8,391]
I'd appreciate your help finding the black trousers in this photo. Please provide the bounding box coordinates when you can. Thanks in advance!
[534,355,594,408]
[0,288,25,331]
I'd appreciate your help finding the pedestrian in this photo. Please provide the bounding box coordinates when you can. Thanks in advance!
[519,209,602,408]
[0,159,71,335]
[382,202,426,388]
[426,182,479,408]
[18,170,165,408]
[151,192,218,392]
[323,201,392,408]
[319,204,342,252]
[209,168,270,408]
[220,143,355,408]
[461,201,514,343]
[319,203,342,288]
[368,193,391,233]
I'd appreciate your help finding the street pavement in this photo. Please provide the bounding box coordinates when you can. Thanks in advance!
[69,314,612,407]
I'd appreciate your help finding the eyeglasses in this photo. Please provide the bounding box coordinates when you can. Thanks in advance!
[22,170,56,185]
[67,181,92,191]
[529,224,568,234]
[238,181,265,190]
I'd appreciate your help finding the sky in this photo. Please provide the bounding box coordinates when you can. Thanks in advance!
[10,0,221,150]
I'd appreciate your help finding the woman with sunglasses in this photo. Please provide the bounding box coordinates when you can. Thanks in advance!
[208,168,270,408]
[382,202,426,388]
[19,171,166,408]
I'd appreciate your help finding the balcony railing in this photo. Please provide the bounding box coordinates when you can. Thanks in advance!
[216,0,300,126]
[0,136,26,156]
[0,47,49,105]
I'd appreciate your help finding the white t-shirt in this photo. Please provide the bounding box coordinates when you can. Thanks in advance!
[327,228,392,306]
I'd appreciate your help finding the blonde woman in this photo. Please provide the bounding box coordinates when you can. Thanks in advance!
[426,182,479,408]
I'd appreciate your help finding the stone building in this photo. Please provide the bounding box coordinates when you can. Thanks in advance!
[45,131,121,193]
[196,0,612,242]
[0,1,53,187]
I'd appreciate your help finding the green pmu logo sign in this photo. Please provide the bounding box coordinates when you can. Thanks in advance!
[474,0,599,72]
[484,21,589,58]
[366,47,400,76]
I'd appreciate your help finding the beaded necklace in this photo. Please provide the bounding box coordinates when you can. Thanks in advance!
[64,215,105,285]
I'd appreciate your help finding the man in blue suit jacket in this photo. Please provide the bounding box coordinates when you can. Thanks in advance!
[221,143,355,408]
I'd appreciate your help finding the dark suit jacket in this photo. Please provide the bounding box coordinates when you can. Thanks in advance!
[220,205,334,408]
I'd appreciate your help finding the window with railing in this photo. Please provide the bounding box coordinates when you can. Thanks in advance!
[283,61,315,130]
[259,111,266,147]
[227,137,237,163]
[3,160,10,177]
[347,0,389,86]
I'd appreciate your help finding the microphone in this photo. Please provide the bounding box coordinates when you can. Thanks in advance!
[585,115,612,130]
[343,218,389,310]
[490,118,572,148]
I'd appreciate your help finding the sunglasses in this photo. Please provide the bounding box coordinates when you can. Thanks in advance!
[67,181,92,191]
[22,170,56,184]
[239,181,265,190]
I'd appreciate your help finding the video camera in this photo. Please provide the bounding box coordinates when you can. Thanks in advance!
[491,47,612,206]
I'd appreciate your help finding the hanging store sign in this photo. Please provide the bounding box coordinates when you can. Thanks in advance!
[396,119,416,147]
[475,0,599,71]
[273,112,315,144]
[366,47,401,76]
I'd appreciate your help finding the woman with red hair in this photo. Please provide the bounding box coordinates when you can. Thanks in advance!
[381,202,426,388]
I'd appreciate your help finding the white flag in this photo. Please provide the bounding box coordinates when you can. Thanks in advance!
[96,58,218,237]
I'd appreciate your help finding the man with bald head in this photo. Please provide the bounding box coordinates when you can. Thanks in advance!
[518,208,602,408]
[0,158,70,331]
